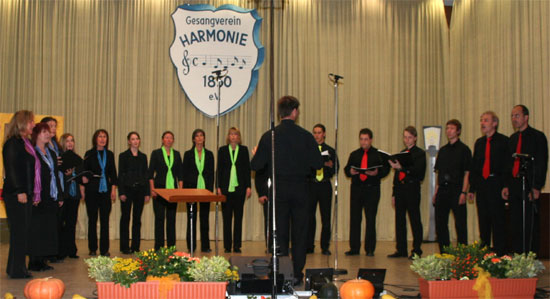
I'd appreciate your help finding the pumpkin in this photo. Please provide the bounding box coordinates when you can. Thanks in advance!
[318,281,339,299]
[340,279,374,299]
[24,277,65,299]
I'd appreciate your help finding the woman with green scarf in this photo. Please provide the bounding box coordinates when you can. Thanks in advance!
[183,129,214,253]
[148,131,183,250]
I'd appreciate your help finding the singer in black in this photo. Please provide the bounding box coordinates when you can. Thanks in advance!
[502,105,548,253]
[83,129,117,257]
[468,112,510,256]
[251,96,323,286]
[183,129,214,253]
[149,131,183,251]
[306,124,337,256]
[217,127,251,253]
[387,126,426,259]
[2,110,35,279]
[118,132,150,254]
[433,119,472,253]
[344,128,390,257]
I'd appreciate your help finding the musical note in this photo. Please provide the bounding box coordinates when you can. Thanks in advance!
[213,58,223,69]
[231,56,239,67]
[238,59,246,70]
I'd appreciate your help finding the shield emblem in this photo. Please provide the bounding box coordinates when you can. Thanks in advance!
[170,4,264,117]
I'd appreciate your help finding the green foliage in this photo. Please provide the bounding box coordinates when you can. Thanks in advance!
[505,252,545,278]
[134,246,197,281]
[410,253,454,280]
[479,253,511,278]
[85,256,115,282]
[188,256,238,282]
[444,242,489,279]
[112,257,141,288]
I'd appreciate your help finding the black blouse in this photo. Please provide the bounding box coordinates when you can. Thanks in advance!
[217,145,251,193]
[118,149,150,196]
[183,147,214,191]
[83,148,118,192]
[148,148,183,188]
[2,137,36,196]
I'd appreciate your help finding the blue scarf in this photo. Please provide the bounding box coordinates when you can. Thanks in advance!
[69,172,77,197]
[97,149,108,193]
[36,146,58,200]
[48,141,65,192]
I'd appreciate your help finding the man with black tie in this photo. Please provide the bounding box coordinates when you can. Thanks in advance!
[344,128,390,256]
[502,105,548,253]
[387,126,426,259]
[468,111,510,255]
[251,95,323,286]
[432,119,472,253]
[306,124,337,256]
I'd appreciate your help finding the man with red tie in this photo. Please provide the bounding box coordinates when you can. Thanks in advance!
[344,128,390,256]
[468,112,510,255]
[388,126,426,259]
[502,105,548,254]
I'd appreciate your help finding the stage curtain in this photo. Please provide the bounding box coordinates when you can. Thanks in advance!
[448,0,550,241]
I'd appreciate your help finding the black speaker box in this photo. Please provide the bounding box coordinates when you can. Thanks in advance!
[357,268,386,297]
[229,256,294,294]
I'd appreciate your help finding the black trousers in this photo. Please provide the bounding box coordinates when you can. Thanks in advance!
[394,182,423,255]
[4,193,31,277]
[509,179,539,254]
[349,184,380,254]
[153,197,177,250]
[85,190,111,254]
[222,188,246,251]
[186,202,211,251]
[475,177,506,255]
[120,186,146,252]
[59,195,80,257]
[307,181,332,251]
[275,180,309,281]
[435,185,467,252]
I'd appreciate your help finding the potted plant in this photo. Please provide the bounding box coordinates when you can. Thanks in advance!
[85,246,237,299]
[410,242,545,299]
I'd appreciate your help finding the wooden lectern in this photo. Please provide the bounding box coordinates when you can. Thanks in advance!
[153,188,226,257]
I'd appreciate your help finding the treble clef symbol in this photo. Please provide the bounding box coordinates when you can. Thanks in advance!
[182,50,190,75]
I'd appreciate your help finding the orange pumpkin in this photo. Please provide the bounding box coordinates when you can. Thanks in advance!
[340,279,374,299]
[24,277,65,299]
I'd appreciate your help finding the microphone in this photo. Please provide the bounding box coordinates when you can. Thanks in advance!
[212,69,228,78]
[512,153,534,160]
[329,73,344,80]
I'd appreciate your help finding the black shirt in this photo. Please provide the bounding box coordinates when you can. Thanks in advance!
[118,149,150,196]
[344,146,390,186]
[392,145,426,189]
[2,137,36,196]
[469,132,510,193]
[83,148,118,192]
[217,145,251,193]
[309,142,338,183]
[148,147,183,189]
[507,126,548,190]
[250,119,323,182]
[434,139,472,189]
[182,147,214,191]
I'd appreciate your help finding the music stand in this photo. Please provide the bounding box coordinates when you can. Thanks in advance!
[153,188,226,257]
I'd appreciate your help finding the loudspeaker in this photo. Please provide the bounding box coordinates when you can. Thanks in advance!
[305,268,334,292]
[229,256,294,294]
[357,268,386,297]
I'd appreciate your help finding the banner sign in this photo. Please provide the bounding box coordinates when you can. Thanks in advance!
[170,4,264,117]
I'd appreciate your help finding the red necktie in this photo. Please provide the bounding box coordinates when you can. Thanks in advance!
[512,132,522,177]
[482,137,491,179]
[398,150,410,181]
[360,149,368,181]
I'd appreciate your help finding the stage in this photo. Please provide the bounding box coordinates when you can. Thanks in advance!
[0,240,548,298]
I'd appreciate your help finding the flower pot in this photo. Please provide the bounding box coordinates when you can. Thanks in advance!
[96,281,228,299]
[418,277,538,299]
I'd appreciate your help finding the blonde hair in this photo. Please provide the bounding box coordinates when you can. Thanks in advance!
[225,127,242,145]
[60,133,75,152]
[4,110,34,142]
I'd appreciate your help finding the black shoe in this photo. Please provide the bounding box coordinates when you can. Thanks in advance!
[233,248,241,253]
[201,248,212,253]
[306,248,314,254]
[28,263,44,272]
[89,251,97,256]
[42,264,54,271]
[49,256,63,263]
[224,249,231,253]
[10,272,32,279]
[100,252,110,257]
[366,251,374,257]
[345,250,359,256]
[387,252,408,258]
[121,250,133,255]
[322,249,332,256]
[68,255,79,259]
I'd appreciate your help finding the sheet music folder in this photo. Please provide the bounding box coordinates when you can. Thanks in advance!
[351,165,383,174]
[153,188,226,203]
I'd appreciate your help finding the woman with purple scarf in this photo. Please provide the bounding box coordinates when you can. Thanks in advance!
[2,110,36,279]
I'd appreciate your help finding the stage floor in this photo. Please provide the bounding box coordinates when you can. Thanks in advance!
[1,240,549,298]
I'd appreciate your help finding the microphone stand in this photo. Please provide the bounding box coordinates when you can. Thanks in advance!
[517,155,534,253]
[213,69,227,256]
[329,73,347,278]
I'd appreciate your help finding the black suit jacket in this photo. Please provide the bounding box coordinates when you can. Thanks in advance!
[392,145,427,190]
[118,149,150,196]
[83,148,117,192]
[506,126,548,190]
[217,145,251,193]
[470,132,510,193]
[183,147,214,191]
[148,148,183,189]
